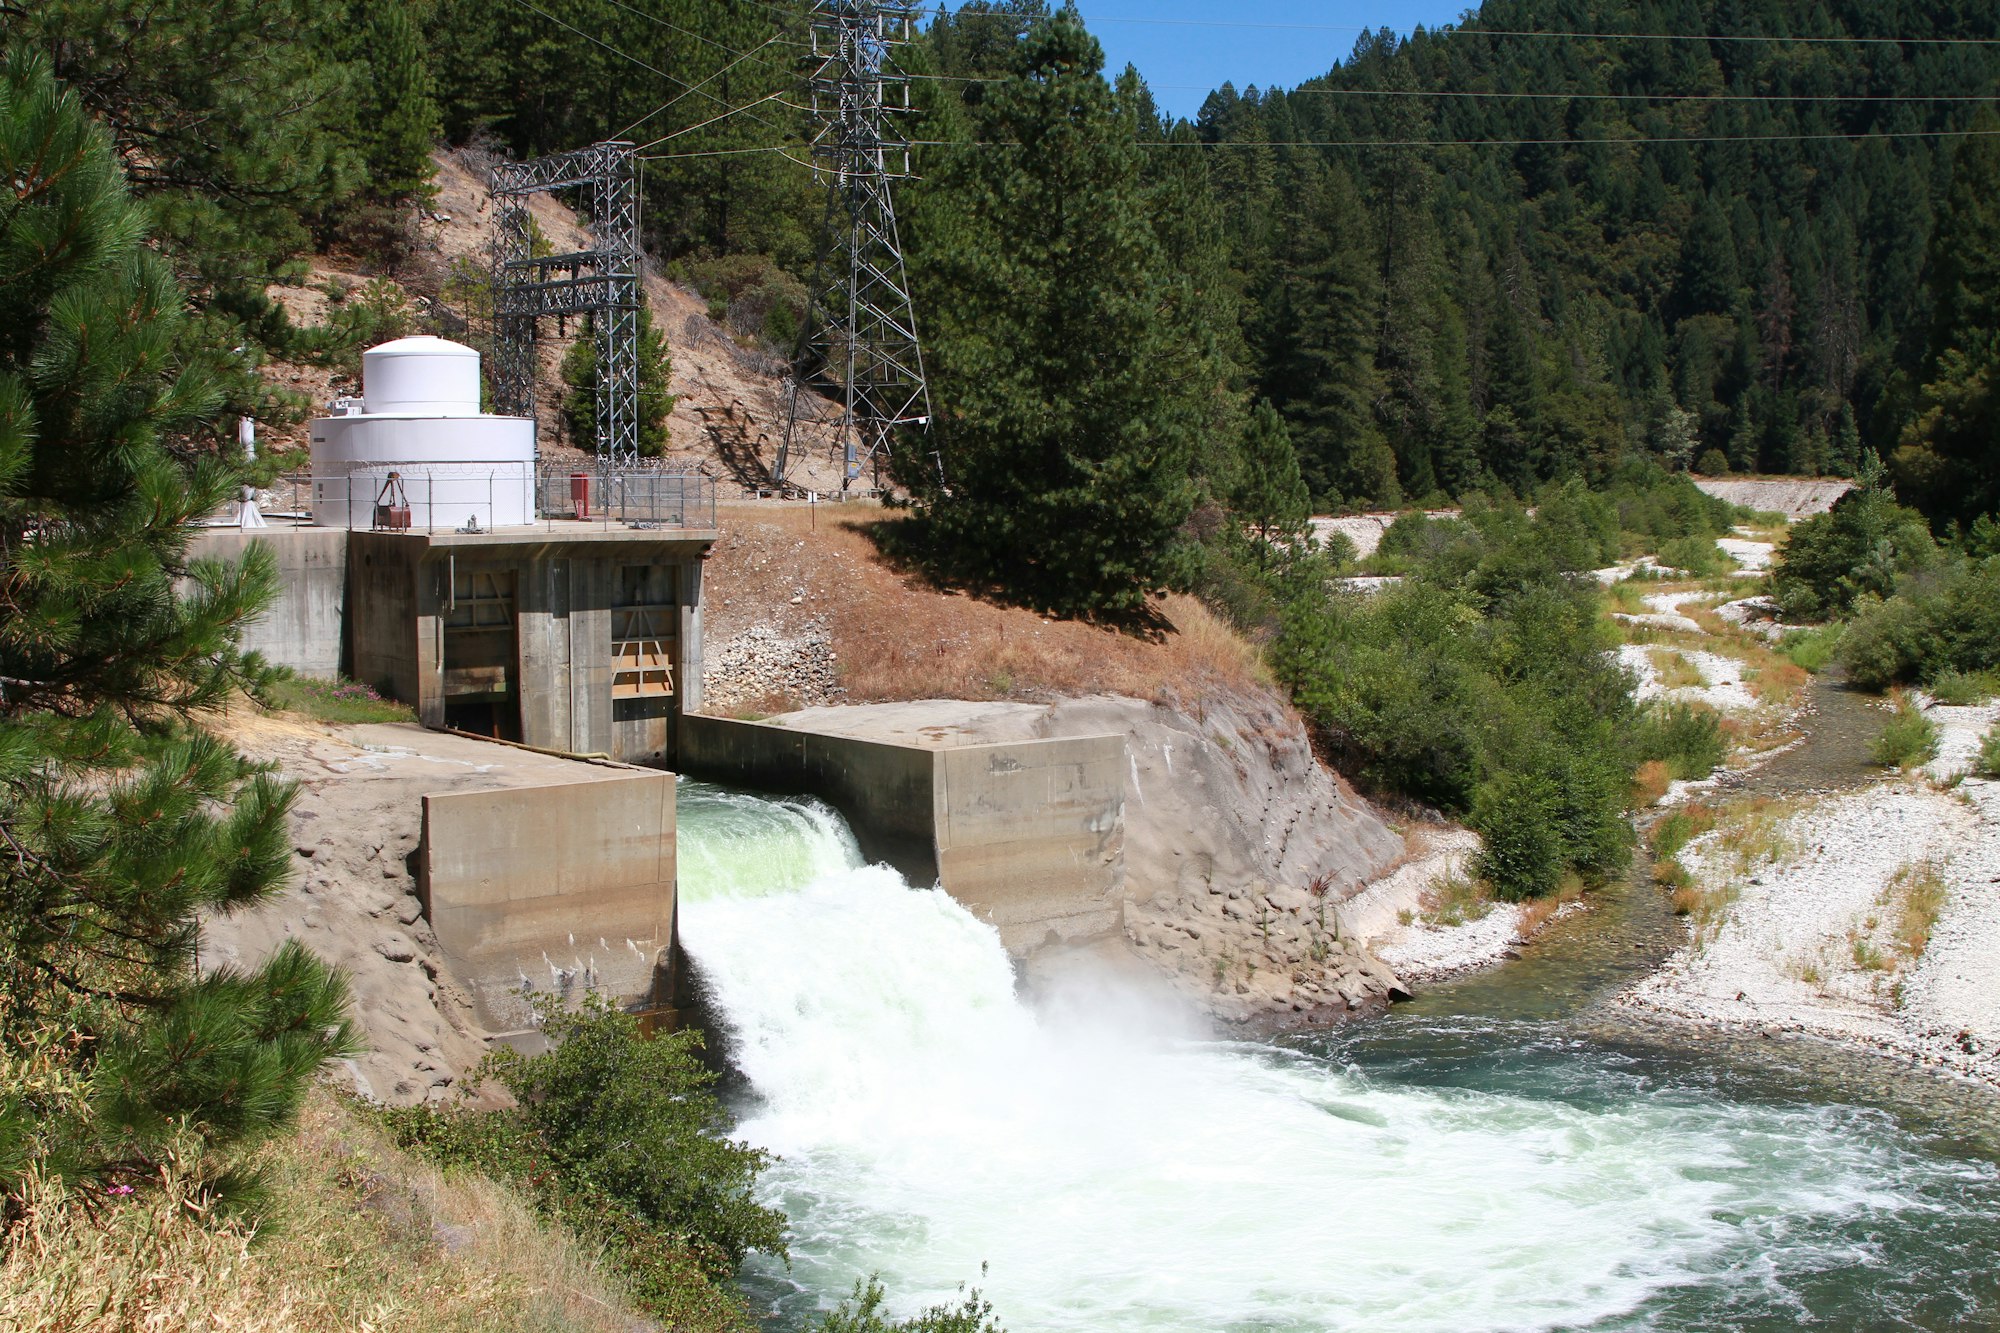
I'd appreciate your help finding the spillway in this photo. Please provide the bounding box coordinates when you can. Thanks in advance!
[673,780,2000,1332]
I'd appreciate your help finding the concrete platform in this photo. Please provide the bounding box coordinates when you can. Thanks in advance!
[334,725,679,1034]
[681,705,1126,953]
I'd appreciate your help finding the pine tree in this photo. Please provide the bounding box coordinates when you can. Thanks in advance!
[1233,400,1311,549]
[1895,110,2000,527]
[354,0,440,203]
[561,306,676,459]
[899,6,1199,619]
[0,52,356,1199]
[1258,154,1397,507]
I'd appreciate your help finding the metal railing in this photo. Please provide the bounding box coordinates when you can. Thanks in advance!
[250,467,717,534]
[534,467,717,530]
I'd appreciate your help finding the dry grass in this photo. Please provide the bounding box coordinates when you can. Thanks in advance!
[702,502,1274,710]
[0,1091,642,1333]
[1417,873,1494,929]
[1889,860,1949,964]
[1516,876,1586,940]
[1709,795,1806,877]
[1632,759,1674,807]
[1648,648,1705,691]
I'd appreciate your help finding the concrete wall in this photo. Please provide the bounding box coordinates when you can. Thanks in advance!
[680,714,1124,952]
[342,532,710,763]
[190,529,348,676]
[680,713,937,882]
[935,738,1125,949]
[347,531,424,706]
[418,769,676,1033]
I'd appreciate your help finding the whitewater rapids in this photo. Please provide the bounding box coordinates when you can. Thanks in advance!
[673,781,1996,1332]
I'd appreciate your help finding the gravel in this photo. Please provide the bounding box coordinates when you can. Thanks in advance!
[1622,754,2000,1088]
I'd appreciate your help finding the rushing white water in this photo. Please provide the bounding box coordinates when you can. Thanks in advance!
[674,782,1996,1332]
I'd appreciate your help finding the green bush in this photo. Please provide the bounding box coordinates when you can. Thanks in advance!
[1655,534,1727,578]
[819,1278,1006,1333]
[1636,702,1727,781]
[1870,695,1941,770]
[1781,624,1844,673]
[1472,771,1565,901]
[1837,557,2000,690]
[1980,727,2000,779]
[1770,466,1938,621]
[1927,670,2000,706]
[383,1001,785,1329]
[1275,505,1639,900]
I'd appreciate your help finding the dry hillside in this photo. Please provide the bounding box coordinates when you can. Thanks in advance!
[259,148,848,494]
[698,499,1274,716]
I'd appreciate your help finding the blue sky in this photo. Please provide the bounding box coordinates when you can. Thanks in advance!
[1074,2,1474,120]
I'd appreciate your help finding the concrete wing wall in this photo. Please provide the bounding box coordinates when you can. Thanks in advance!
[935,737,1125,952]
[679,713,939,884]
[679,714,1126,954]
[418,771,675,1033]
[190,530,348,676]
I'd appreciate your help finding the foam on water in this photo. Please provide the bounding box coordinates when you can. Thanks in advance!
[673,781,1996,1332]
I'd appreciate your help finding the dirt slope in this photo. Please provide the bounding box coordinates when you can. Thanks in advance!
[424,150,847,494]
[257,148,845,493]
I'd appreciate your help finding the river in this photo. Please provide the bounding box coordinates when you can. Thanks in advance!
[673,682,2000,1332]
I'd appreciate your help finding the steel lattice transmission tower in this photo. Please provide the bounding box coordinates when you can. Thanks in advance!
[492,141,642,468]
[777,0,931,492]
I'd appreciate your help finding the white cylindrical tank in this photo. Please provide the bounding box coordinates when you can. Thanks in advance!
[361,336,483,417]
[308,336,537,530]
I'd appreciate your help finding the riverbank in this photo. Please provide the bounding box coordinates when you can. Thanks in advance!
[1620,694,2000,1090]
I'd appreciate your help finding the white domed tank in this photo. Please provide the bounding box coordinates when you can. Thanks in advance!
[308,337,537,529]
[361,336,483,416]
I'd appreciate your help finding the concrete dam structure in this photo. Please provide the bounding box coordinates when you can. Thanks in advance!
[202,336,1135,1043]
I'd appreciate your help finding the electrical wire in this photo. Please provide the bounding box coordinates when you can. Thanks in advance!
[879,68,2000,104]
[637,123,2000,162]
[616,33,789,139]
[502,0,794,141]
[905,126,2000,149]
[630,92,790,153]
[901,6,2000,46]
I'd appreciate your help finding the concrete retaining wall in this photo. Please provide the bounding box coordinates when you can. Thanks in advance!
[190,529,348,676]
[680,714,1123,952]
[418,769,676,1032]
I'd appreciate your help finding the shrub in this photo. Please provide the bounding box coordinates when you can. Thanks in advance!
[1472,771,1564,901]
[1655,534,1727,578]
[1636,701,1727,782]
[1980,726,2000,779]
[1770,467,1937,621]
[383,1001,785,1328]
[1870,694,1941,769]
[1836,557,2000,690]
[1695,448,1729,475]
[819,1278,1006,1333]
[1276,506,1640,900]
[1927,670,2000,706]
[1781,624,1843,673]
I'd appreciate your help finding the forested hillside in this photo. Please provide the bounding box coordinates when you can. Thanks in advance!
[422,0,2000,515]
[17,0,1999,522]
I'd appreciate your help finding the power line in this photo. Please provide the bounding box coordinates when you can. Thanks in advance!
[616,34,789,140]
[907,126,2000,150]
[640,124,2000,163]
[886,68,2000,103]
[914,7,2000,46]
[502,0,794,141]
[630,92,790,154]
